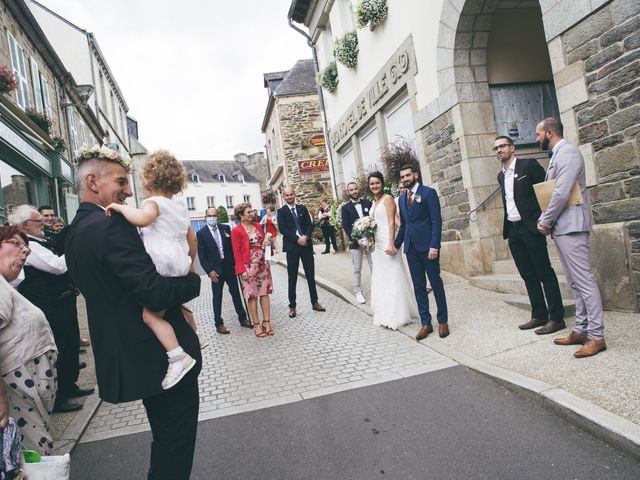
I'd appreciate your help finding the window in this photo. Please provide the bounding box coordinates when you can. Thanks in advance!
[225,195,234,208]
[341,147,356,184]
[359,123,381,173]
[341,0,356,31]
[39,74,51,118]
[99,71,107,112]
[207,196,215,208]
[237,173,245,183]
[110,91,118,132]
[186,197,196,211]
[190,173,200,183]
[29,59,43,112]
[218,173,226,183]
[7,33,30,109]
[67,109,78,155]
[79,119,89,148]
[384,95,415,145]
[243,195,251,203]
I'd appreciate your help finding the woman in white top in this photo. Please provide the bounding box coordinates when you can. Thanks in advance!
[107,150,198,390]
[0,226,57,454]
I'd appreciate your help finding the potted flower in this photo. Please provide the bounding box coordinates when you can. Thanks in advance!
[333,31,359,70]
[0,66,18,95]
[316,61,339,93]
[354,0,388,30]
[51,136,67,153]
[25,109,52,135]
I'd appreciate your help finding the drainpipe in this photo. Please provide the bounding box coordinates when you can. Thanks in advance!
[287,16,338,200]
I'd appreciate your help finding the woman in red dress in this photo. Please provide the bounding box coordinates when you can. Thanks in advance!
[231,203,274,337]
[260,204,278,255]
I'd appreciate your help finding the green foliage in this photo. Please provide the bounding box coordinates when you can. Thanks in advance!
[316,61,339,93]
[217,205,229,223]
[333,31,359,70]
[51,136,67,153]
[25,108,52,135]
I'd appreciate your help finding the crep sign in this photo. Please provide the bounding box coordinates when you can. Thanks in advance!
[297,158,329,174]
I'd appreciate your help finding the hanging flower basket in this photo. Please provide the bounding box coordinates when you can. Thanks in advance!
[25,108,52,135]
[0,66,18,95]
[316,61,339,93]
[51,136,67,153]
[333,31,359,70]
[354,0,388,30]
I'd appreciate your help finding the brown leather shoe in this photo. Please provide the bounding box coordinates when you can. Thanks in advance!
[574,337,606,358]
[416,324,433,341]
[312,303,326,312]
[79,336,91,347]
[554,331,588,346]
[534,320,566,335]
[288,308,297,318]
[438,324,450,338]
[216,324,230,334]
[518,319,547,330]
[240,319,252,328]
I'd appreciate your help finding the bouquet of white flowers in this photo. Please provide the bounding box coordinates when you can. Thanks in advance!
[351,215,377,251]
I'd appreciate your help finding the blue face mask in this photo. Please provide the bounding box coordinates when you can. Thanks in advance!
[206,217,217,227]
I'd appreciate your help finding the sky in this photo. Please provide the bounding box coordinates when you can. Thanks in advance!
[36,0,313,160]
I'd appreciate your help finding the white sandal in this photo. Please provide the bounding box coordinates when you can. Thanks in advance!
[161,353,196,390]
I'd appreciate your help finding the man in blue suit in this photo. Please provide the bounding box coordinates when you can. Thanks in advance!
[394,164,449,340]
[197,207,249,333]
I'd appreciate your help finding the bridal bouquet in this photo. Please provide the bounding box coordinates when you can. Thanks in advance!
[351,216,376,250]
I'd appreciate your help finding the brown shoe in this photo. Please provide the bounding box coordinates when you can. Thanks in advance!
[518,319,547,330]
[216,324,230,334]
[79,336,91,347]
[288,308,297,318]
[438,324,450,338]
[554,331,588,346]
[416,324,433,341]
[534,320,566,335]
[312,303,326,312]
[574,337,606,358]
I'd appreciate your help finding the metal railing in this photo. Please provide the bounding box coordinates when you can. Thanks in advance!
[468,186,501,222]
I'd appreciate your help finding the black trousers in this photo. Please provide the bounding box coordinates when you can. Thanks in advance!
[507,221,564,321]
[286,245,318,308]
[48,293,80,397]
[320,225,338,252]
[211,268,247,326]
[143,373,199,480]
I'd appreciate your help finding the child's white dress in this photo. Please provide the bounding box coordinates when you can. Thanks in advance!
[140,196,191,277]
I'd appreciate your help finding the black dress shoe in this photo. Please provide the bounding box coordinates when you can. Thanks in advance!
[66,385,95,398]
[321,250,330,254]
[79,362,87,369]
[535,320,566,335]
[240,319,252,328]
[79,348,87,354]
[53,399,83,413]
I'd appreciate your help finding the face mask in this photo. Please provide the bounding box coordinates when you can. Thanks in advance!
[206,217,217,227]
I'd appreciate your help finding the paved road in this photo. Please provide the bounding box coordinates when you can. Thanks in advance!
[72,365,640,479]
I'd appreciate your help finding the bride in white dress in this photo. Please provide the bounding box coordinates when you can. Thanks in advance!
[367,172,418,329]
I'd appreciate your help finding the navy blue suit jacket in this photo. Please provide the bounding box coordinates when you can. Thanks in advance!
[196,224,235,275]
[394,185,442,253]
[277,204,313,253]
[340,199,373,249]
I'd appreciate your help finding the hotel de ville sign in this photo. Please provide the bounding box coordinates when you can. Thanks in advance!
[329,36,418,151]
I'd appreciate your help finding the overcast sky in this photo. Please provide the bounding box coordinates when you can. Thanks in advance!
[37,0,313,160]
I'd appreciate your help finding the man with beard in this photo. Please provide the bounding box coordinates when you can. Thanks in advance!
[495,136,565,334]
[340,182,372,304]
[535,117,605,358]
[38,205,58,251]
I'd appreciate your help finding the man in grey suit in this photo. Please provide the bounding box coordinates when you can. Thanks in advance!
[535,117,606,358]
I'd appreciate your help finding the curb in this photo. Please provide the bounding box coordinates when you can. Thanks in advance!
[53,391,102,455]
[274,260,640,460]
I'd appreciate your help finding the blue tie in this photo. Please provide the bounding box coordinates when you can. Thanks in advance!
[291,207,301,235]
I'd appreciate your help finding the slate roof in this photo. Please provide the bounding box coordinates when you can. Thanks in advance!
[181,161,258,184]
[275,59,317,96]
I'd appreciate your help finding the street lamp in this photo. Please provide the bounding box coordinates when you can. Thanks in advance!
[60,84,94,109]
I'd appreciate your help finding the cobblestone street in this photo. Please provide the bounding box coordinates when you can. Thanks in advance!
[80,265,455,444]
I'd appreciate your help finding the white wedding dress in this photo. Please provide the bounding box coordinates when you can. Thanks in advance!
[370,197,418,329]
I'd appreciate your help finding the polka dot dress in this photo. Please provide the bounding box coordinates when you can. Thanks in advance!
[2,349,57,455]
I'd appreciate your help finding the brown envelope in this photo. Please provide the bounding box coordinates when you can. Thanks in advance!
[533,179,582,211]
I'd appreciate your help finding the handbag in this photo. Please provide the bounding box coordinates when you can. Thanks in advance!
[21,454,70,480]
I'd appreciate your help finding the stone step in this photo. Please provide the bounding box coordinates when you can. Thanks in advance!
[493,257,565,275]
[504,295,576,317]
[469,273,573,299]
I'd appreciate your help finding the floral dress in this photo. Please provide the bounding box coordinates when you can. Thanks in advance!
[240,230,273,299]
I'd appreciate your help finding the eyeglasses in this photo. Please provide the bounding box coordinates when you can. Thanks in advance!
[493,144,512,152]
[25,218,44,224]
[1,239,31,255]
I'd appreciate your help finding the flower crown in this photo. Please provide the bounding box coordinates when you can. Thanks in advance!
[77,145,132,172]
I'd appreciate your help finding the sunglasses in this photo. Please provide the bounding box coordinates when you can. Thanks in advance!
[1,239,31,255]
[493,144,513,152]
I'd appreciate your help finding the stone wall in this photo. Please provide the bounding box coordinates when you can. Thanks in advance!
[561,0,640,309]
[277,97,332,207]
[420,108,471,241]
[236,152,270,194]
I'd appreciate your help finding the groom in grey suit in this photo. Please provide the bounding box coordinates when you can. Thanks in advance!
[535,117,606,358]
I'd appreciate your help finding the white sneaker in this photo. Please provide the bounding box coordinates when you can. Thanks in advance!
[355,292,366,304]
[161,353,196,390]
[198,334,209,350]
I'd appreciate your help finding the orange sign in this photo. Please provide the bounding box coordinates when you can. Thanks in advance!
[309,134,326,147]
[298,158,329,174]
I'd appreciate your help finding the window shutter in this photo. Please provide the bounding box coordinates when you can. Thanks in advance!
[39,74,52,118]
[30,59,44,111]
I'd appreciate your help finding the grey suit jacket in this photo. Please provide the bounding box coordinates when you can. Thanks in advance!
[538,140,592,236]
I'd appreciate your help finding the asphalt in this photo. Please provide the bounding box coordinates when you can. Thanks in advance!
[71,365,640,479]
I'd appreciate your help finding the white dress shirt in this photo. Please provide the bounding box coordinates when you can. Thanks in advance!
[352,199,363,218]
[287,204,302,237]
[25,236,67,274]
[208,225,224,259]
[502,157,522,222]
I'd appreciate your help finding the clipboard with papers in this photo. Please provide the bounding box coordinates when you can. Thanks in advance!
[533,179,582,211]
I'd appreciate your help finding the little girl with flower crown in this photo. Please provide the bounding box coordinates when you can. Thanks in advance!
[107,150,201,390]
